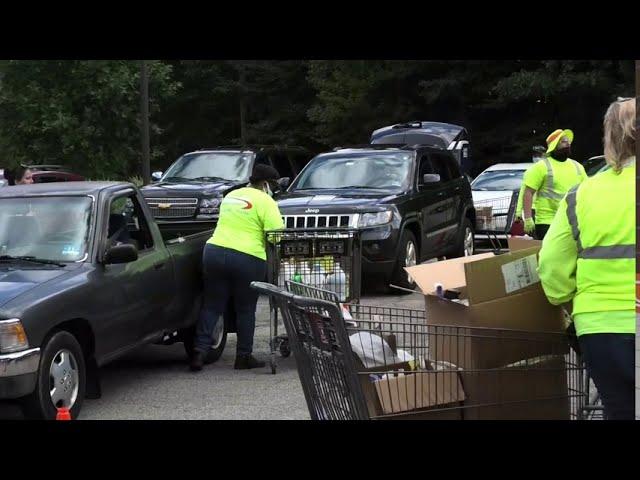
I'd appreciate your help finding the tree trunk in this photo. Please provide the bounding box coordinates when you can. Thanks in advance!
[140,60,151,185]
[239,65,247,146]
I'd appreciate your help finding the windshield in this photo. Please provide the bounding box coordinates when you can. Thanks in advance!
[471,170,524,191]
[162,152,255,182]
[0,196,93,262]
[291,152,413,191]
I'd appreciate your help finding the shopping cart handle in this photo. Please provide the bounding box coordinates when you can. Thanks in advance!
[251,281,291,297]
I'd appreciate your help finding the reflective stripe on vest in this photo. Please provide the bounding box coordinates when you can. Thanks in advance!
[539,158,564,200]
[565,184,634,259]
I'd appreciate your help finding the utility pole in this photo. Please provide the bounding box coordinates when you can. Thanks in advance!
[140,60,151,185]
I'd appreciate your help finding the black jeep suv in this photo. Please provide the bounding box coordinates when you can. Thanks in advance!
[276,144,476,290]
[141,145,312,236]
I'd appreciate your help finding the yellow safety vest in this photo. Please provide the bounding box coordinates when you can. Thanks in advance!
[523,157,586,224]
[538,160,635,335]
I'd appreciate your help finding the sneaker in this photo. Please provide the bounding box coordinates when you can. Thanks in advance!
[234,354,266,370]
[190,350,206,372]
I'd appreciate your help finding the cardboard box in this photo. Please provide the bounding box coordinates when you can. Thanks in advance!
[355,353,465,420]
[459,356,571,420]
[373,370,466,415]
[508,236,542,252]
[406,248,569,370]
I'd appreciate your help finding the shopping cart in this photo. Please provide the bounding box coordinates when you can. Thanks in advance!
[473,191,520,253]
[251,281,590,420]
[264,228,362,374]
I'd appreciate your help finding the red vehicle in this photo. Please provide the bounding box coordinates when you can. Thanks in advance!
[26,165,85,183]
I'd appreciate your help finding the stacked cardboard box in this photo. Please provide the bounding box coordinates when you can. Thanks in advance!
[405,243,572,420]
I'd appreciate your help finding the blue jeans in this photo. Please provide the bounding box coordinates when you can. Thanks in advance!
[194,244,266,356]
[578,333,635,420]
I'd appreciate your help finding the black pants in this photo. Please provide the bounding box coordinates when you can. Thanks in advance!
[535,223,550,240]
[194,244,266,356]
[578,334,635,420]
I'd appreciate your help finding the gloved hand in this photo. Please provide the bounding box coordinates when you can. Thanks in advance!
[524,217,535,234]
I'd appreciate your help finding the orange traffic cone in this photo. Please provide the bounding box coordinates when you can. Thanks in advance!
[56,407,72,421]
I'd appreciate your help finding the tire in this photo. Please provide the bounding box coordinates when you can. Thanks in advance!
[183,320,227,365]
[448,218,474,259]
[22,331,86,420]
[389,230,418,292]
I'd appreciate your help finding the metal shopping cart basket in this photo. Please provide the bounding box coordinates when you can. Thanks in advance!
[251,281,590,420]
[474,190,520,253]
[264,228,362,374]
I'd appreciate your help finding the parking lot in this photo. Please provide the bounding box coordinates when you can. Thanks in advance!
[0,292,424,420]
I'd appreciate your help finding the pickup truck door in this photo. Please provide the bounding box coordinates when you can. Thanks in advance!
[96,191,174,358]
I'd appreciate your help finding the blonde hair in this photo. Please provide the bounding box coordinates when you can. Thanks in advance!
[603,97,636,173]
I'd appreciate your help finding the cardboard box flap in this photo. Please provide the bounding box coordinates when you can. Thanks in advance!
[508,236,542,252]
[464,246,542,305]
[405,252,494,294]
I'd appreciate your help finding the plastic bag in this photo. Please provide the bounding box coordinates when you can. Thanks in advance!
[349,332,402,368]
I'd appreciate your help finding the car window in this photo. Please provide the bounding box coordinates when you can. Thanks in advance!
[291,152,413,192]
[108,194,154,252]
[429,153,453,183]
[418,154,435,184]
[162,152,254,182]
[290,151,311,175]
[471,170,524,191]
[269,151,294,179]
[0,196,92,262]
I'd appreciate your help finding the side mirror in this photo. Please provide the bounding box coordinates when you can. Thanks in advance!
[422,174,441,185]
[277,177,290,189]
[151,171,163,182]
[104,244,138,265]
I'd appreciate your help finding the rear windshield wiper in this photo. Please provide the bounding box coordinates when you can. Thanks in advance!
[0,255,66,267]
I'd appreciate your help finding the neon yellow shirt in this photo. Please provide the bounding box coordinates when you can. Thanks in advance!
[208,187,284,260]
[522,157,586,224]
[538,162,635,336]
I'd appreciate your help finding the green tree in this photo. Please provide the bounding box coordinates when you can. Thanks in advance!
[0,60,180,179]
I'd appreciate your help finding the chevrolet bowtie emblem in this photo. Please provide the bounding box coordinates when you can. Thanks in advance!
[158,203,172,209]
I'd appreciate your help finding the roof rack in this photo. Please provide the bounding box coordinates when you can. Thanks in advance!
[333,143,443,151]
[333,143,407,151]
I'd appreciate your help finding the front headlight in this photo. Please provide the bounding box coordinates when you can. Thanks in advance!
[199,197,221,214]
[358,211,393,228]
[0,319,29,353]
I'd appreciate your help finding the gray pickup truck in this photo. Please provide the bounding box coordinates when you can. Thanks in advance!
[0,182,222,419]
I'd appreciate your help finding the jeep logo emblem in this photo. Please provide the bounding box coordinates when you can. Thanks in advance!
[305,208,320,214]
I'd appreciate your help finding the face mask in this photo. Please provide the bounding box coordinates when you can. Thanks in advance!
[551,147,571,161]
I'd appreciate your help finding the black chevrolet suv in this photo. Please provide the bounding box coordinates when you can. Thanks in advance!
[141,145,312,236]
[277,144,476,290]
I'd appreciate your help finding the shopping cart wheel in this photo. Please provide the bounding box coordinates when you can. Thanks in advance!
[279,341,291,358]
[270,354,277,374]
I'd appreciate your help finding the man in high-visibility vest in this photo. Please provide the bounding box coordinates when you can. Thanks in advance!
[520,129,587,239]
[538,98,635,419]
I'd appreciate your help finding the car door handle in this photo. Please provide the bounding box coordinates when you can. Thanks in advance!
[154,262,165,270]
[435,206,447,213]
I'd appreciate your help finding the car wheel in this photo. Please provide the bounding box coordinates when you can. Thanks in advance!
[449,219,474,258]
[183,320,227,365]
[389,230,418,293]
[22,331,86,420]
